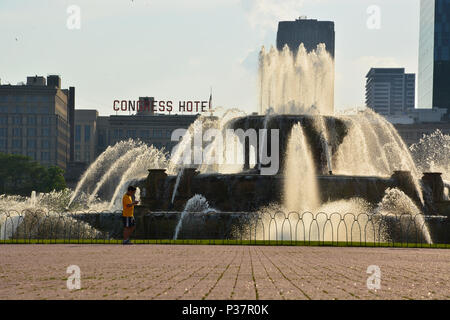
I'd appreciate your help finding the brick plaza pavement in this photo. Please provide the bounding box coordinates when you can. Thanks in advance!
[0,245,449,300]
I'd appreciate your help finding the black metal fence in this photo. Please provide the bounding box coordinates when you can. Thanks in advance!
[0,210,448,246]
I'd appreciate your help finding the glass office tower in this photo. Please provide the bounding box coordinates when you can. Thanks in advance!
[418,0,450,119]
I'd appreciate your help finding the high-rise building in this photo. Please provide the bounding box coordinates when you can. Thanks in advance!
[275,18,336,114]
[365,68,416,116]
[0,75,73,170]
[418,0,450,119]
[276,18,335,57]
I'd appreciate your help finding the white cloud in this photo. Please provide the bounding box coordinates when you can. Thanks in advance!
[240,0,305,34]
[356,56,400,69]
[239,48,259,71]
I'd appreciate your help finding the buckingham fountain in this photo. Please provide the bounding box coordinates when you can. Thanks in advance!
[3,44,449,244]
[118,44,449,243]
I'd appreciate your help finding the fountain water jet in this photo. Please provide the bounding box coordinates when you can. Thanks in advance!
[173,194,217,240]
[410,130,450,181]
[284,123,320,212]
[69,140,140,207]
[108,145,168,210]
[334,109,425,205]
[87,142,148,205]
[259,43,334,115]
[171,168,184,205]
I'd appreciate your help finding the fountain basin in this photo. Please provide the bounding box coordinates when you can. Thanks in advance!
[136,170,427,213]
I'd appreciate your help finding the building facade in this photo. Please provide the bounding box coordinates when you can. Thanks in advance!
[74,108,198,165]
[395,122,450,146]
[74,110,98,164]
[276,18,335,57]
[418,0,450,119]
[365,68,415,116]
[0,76,74,170]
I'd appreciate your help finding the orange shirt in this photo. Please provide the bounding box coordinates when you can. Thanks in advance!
[122,194,134,217]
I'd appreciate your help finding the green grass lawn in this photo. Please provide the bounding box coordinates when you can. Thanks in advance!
[0,238,449,248]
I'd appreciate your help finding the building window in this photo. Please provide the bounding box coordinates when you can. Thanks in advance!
[41,140,50,149]
[42,127,50,136]
[0,128,7,137]
[140,130,150,138]
[12,139,22,148]
[27,128,37,136]
[41,117,50,125]
[98,134,105,146]
[75,125,81,142]
[39,106,49,114]
[12,116,22,125]
[127,129,136,138]
[153,129,163,137]
[0,139,6,149]
[27,151,36,160]
[75,151,81,161]
[13,128,22,137]
[41,152,50,161]
[84,125,91,142]
[27,116,36,125]
[27,140,36,149]
[75,144,81,150]
[0,116,7,125]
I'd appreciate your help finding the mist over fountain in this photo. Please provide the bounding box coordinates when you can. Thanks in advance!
[410,130,450,182]
[259,43,334,115]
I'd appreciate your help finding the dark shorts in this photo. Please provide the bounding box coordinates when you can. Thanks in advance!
[122,216,136,228]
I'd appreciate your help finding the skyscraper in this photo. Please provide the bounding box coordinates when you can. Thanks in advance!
[418,0,450,119]
[366,68,416,116]
[274,18,335,114]
[276,18,335,58]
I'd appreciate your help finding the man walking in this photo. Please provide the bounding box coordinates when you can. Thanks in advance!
[122,185,139,244]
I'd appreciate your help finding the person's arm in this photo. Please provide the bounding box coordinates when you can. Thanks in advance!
[123,196,134,208]
[126,199,139,207]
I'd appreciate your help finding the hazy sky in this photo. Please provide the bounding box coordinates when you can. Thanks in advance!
[0,0,420,115]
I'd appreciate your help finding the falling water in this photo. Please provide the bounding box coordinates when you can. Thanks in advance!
[335,109,424,205]
[259,43,334,115]
[134,187,141,203]
[254,198,380,243]
[410,129,450,181]
[258,108,274,172]
[168,108,247,175]
[69,140,140,207]
[87,142,148,205]
[376,188,432,244]
[171,168,184,205]
[284,123,320,212]
[29,191,37,207]
[108,145,168,210]
[313,116,333,174]
[173,194,216,240]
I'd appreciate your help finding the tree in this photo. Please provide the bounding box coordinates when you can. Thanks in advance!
[0,153,67,196]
